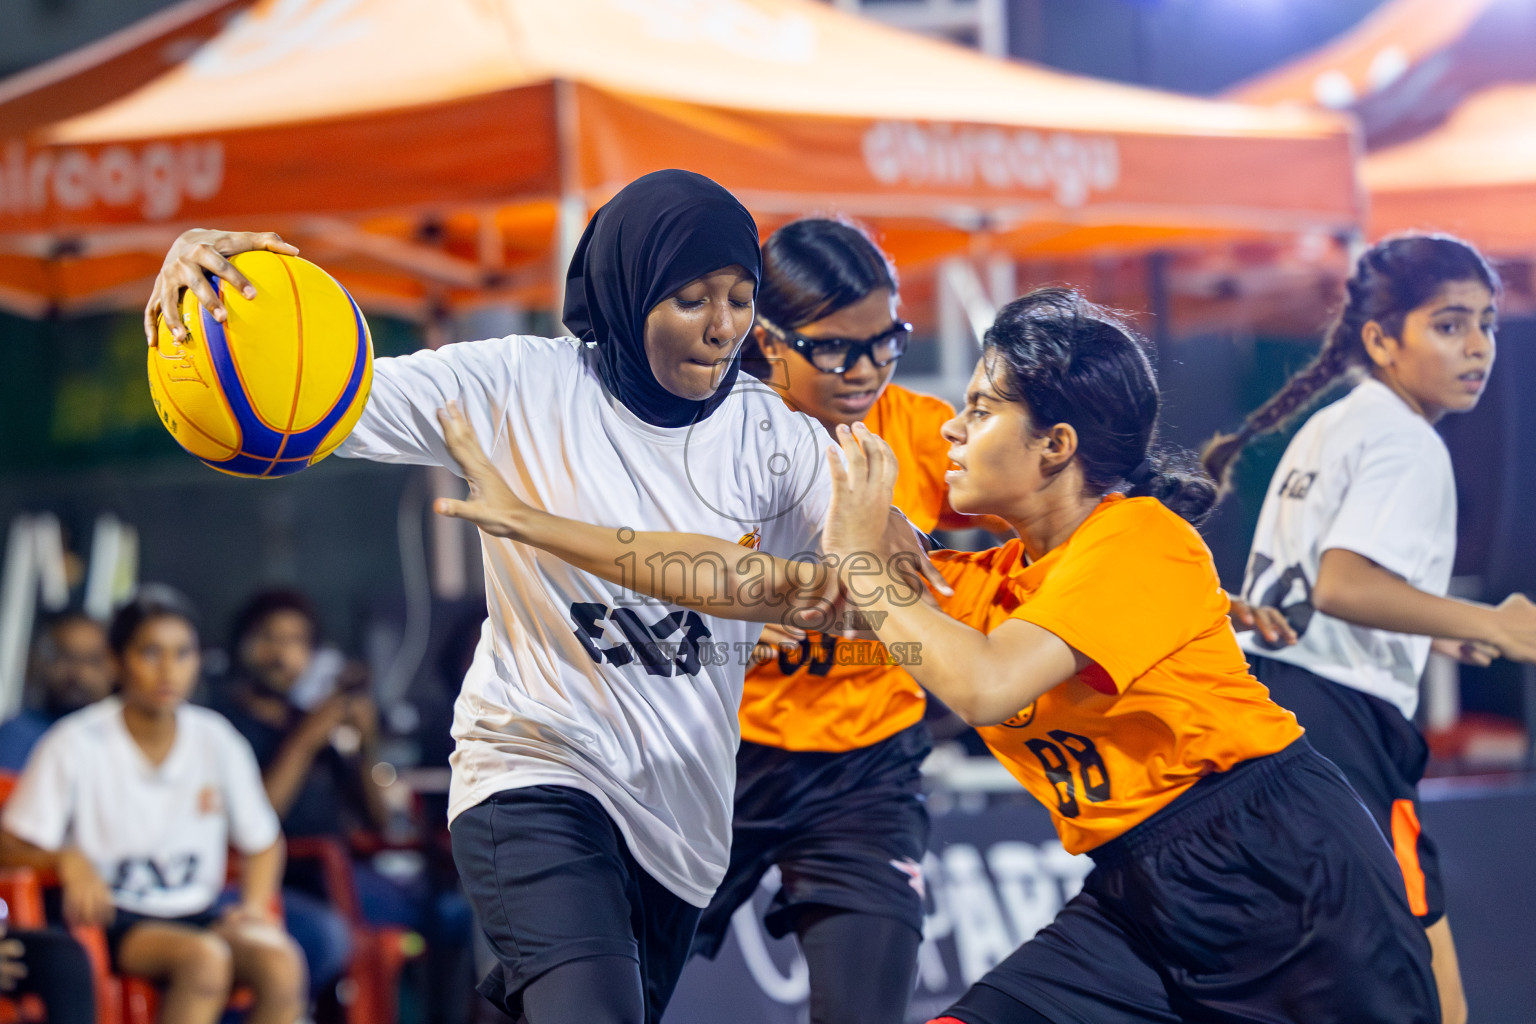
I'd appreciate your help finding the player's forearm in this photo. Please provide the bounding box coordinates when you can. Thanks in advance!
[855,588,1067,726]
[504,508,827,623]
[1315,549,1494,641]
[240,838,285,911]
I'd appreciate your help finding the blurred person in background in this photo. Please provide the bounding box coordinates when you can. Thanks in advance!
[1204,233,1536,1024]
[220,587,473,1022]
[0,589,305,1024]
[216,589,382,1007]
[221,589,388,842]
[0,612,115,771]
[416,610,497,1024]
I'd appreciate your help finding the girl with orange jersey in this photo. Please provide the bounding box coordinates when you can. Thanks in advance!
[691,219,978,1024]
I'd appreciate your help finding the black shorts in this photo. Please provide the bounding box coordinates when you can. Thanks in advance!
[43,888,224,974]
[941,738,1438,1024]
[106,906,222,972]
[691,721,930,960]
[1253,654,1444,926]
[449,785,701,1024]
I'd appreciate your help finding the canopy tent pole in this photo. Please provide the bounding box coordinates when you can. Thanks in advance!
[936,258,996,405]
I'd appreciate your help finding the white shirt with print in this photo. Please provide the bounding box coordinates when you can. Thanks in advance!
[338,336,829,906]
[2,696,280,918]
[1239,377,1457,719]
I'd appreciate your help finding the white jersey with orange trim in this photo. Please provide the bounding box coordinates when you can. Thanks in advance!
[1238,378,1457,719]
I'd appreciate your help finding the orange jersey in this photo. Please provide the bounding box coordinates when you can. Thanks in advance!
[933,495,1303,854]
[738,384,955,751]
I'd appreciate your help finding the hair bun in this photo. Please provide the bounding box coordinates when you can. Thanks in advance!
[1129,450,1218,525]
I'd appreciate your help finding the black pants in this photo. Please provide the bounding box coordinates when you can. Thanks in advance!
[693,722,931,957]
[450,786,701,1024]
[1253,654,1444,925]
[692,723,931,1023]
[942,739,1438,1024]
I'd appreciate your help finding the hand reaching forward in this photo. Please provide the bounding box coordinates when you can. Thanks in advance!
[1227,597,1298,647]
[823,423,901,562]
[824,424,952,620]
[433,402,531,539]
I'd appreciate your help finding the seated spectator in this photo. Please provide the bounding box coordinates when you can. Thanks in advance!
[222,591,388,842]
[0,612,114,771]
[222,590,476,1024]
[0,589,305,1024]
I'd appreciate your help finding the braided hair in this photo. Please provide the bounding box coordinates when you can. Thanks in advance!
[1202,233,1497,492]
[984,286,1217,525]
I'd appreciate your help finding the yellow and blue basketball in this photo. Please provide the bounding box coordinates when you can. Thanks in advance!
[147,251,373,478]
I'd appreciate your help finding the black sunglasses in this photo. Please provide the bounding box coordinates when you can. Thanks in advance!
[757,316,912,375]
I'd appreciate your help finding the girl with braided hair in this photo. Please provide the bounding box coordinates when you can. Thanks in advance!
[1206,233,1536,1024]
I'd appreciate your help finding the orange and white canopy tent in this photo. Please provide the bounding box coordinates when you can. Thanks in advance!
[1364,84,1536,252]
[0,0,1360,319]
[1227,0,1496,115]
[0,0,252,140]
[1230,0,1536,257]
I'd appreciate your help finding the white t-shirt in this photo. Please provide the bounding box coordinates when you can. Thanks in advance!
[1238,377,1457,719]
[337,336,829,906]
[2,697,280,918]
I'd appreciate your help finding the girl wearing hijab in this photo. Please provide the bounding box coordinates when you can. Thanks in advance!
[144,170,837,1024]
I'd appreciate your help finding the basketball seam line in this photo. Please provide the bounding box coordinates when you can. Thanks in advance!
[266,257,307,477]
[302,290,370,462]
[203,299,284,460]
[200,301,251,454]
[219,272,291,438]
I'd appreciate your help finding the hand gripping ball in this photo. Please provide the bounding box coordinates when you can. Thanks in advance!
[148,251,373,477]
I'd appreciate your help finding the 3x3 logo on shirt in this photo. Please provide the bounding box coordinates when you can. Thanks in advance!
[112,853,199,898]
[570,601,717,677]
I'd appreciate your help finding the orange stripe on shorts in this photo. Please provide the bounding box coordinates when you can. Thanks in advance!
[1390,798,1429,917]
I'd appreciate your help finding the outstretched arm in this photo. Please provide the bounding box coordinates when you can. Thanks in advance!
[1314,549,1536,662]
[432,404,839,625]
[818,423,1089,726]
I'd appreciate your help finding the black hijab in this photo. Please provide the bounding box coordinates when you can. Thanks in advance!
[563,169,762,428]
